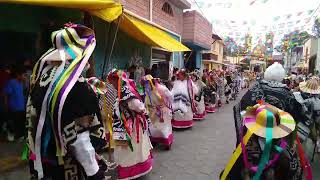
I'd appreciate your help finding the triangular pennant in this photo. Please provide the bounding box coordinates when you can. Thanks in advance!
[250,0,256,5]
[273,16,280,21]
[308,9,314,15]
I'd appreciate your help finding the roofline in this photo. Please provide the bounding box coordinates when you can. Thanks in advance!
[212,34,222,40]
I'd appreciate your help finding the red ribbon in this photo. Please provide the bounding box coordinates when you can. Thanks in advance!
[136,115,140,143]
[296,134,312,180]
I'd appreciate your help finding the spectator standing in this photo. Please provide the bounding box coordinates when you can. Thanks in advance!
[151,64,159,78]
[3,66,26,141]
[0,64,11,134]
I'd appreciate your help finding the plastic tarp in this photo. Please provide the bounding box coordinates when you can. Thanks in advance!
[119,14,190,52]
[1,0,122,22]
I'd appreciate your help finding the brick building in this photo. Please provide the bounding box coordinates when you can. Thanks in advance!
[118,0,191,76]
[0,0,212,79]
[182,10,212,70]
[122,0,188,35]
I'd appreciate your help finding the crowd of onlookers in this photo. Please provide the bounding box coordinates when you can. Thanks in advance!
[0,60,32,142]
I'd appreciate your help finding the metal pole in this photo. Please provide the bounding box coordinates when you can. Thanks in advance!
[105,15,122,75]
[101,22,112,78]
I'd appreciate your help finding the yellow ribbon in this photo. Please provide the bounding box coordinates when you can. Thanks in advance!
[102,94,114,148]
[220,123,262,180]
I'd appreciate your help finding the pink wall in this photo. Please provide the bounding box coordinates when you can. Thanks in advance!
[183,10,212,49]
[152,0,183,35]
[122,0,185,35]
[122,0,150,20]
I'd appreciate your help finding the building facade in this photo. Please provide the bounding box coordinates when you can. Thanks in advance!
[182,10,212,70]
[119,0,191,71]
[202,34,224,70]
[0,1,214,79]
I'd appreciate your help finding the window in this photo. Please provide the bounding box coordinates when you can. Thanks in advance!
[151,48,172,80]
[162,2,173,16]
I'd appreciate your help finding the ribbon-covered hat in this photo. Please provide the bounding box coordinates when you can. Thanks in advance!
[299,76,320,94]
[243,103,296,139]
[30,24,97,179]
[106,68,121,83]
[190,69,201,79]
[142,74,154,81]
[87,77,108,95]
[176,69,187,77]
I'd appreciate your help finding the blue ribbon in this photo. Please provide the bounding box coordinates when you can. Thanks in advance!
[42,116,52,157]
[253,111,274,180]
[144,82,153,106]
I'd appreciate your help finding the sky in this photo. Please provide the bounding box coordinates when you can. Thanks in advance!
[187,0,320,46]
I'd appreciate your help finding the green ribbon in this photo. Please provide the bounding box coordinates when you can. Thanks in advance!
[21,143,29,161]
[280,118,295,124]
[126,133,134,152]
[253,111,274,180]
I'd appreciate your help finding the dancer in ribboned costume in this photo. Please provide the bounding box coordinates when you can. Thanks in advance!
[191,69,206,120]
[25,24,108,180]
[220,103,304,180]
[224,72,233,104]
[141,75,174,149]
[171,69,198,129]
[204,71,217,113]
[216,69,225,107]
[107,69,153,180]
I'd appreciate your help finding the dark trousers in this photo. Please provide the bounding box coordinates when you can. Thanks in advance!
[7,111,25,138]
[0,112,7,133]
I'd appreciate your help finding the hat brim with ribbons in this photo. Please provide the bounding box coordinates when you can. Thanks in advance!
[243,104,296,139]
[299,77,320,94]
[87,77,108,95]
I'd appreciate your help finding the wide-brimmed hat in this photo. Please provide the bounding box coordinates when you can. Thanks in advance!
[176,69,187,76]
[190,69,201,79]
[141,74,154,86]
[299,76,320,94]
[243,103,296,139]
[87,77,107,95]
[32,23,96,85]
[41,23,95,62]
[143,74,154,81]
[106,68,124,83]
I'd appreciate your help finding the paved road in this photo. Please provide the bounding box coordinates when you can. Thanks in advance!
[0,96,238,180]
[141,101,237,180]
[1,90,319,180]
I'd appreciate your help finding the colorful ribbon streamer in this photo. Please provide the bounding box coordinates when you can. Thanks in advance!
[253,111,273,179]
[296,134,312,180]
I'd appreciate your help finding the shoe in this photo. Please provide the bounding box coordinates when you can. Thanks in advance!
[7,132,14,142]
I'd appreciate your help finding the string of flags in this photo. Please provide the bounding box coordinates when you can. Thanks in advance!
[249,0,269,6]
[190,0,319,47]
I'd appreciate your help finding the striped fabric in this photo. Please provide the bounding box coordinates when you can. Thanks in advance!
[87,77,107,95]
[30,24,97,178]
[105,82,117,108]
